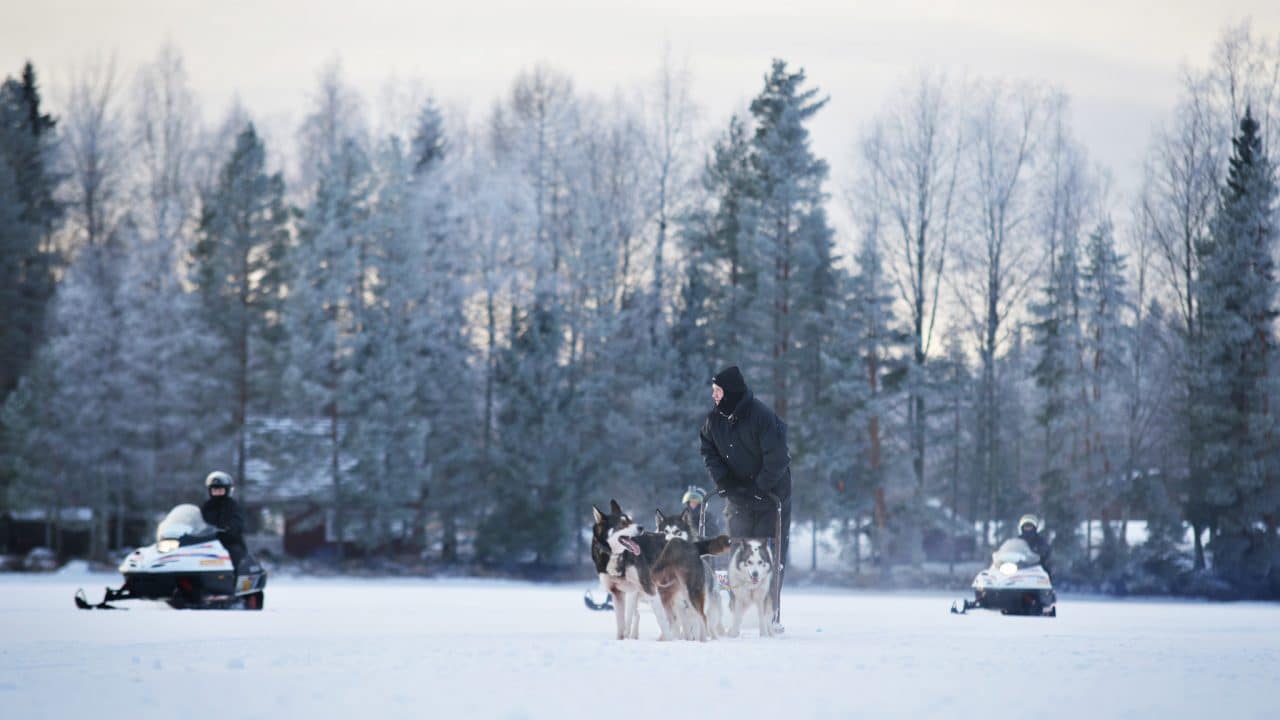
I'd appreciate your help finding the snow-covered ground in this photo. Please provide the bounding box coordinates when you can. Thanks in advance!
[2,569,1277,719]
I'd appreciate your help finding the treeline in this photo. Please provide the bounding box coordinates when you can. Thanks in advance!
[1,25,1279,597]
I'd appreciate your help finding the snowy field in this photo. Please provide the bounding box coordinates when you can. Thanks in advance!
[2,570,1278,719]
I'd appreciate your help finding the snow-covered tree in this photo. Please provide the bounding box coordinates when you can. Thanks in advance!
[0,63,62,411]
[191,123,290,501]
[954,81,1058,546]
[858,72,962,544]
[1193,108,1278,595]
[1080,221,1131,565]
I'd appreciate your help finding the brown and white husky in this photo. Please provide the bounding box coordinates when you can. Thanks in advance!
[657,508,727,638]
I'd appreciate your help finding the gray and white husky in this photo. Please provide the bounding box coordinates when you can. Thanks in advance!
[727,539,776,638]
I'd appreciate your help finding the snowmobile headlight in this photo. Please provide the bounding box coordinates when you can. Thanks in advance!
[157,539,180,553]
[999,562,1018,576]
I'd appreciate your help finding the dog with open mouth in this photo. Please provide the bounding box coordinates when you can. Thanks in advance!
[591,499,730,641]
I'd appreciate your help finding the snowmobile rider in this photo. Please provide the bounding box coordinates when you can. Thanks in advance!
[682,485,721,538]
[201,471,247,571]
[699,365,791,630]
[1018,514,1052,580]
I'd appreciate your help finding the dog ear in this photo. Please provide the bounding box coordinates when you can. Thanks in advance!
[609,499,623,515]
[680,507,695,526]
[592,505,606,525]
[655,508,666,524]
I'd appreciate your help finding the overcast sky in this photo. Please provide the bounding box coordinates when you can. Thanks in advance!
[5,0,1280,218]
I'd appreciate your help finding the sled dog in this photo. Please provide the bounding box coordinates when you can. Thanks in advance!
[727,539,776,638]
[657,508,727,638]
[591,500,729,641]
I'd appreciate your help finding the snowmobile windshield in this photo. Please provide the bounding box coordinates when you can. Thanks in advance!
[155,504,214,542]
[993,538,1040,566]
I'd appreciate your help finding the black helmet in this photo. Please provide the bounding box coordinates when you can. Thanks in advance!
[205,471,234,495]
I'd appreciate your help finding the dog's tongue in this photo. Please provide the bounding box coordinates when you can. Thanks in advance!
[620,537,641,555]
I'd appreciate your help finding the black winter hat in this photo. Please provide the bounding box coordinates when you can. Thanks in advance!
[712,366,747,393]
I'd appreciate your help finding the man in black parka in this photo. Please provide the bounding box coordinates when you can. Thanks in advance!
[699,366,791,628]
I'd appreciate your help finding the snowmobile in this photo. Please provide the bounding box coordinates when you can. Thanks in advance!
[75,504,267,610]
[951,537,1056,616]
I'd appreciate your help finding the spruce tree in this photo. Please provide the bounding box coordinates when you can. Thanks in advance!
[117,217,226,512]
[39,239,130,559]
[838,228,907,565]
[288,136,373,561]
[0,344,66,544]
[679,114,754,368]
[1080,221,1130,566]
[1194,108,1278,595]
[191,124,290,502]
[745,59,831,420]
[932,332,975,574]
[677,61,836,564]
[0,62,62,410]
[411,115,479,560]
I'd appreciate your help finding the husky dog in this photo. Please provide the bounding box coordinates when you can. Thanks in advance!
[592,500,673,640]
[657,508,726,638]
[650,525,732,641]
[592,500,731,641]
[727,539,776,638]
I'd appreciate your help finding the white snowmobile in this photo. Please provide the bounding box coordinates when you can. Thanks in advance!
[75,504,267,610]
[951,537,1056,616]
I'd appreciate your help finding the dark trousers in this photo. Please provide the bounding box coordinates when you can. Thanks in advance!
[726,499,791,620]
[223,540,246,573]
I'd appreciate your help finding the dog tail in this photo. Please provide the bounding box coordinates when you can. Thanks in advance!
[696,535,732,557]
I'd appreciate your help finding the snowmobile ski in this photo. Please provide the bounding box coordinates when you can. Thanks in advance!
[74,587,126,610]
